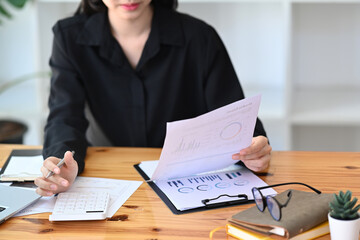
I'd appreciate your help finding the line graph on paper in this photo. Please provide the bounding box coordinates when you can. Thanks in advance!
[171,121,244,156]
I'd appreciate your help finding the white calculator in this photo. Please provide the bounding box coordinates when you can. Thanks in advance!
[49,191,110,221]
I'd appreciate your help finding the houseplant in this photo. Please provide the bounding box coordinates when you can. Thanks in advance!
[328,190,360,240]
[1,0,49,144]
[1,0,29,144]
[0,0,27,24]
[0,72,50,143]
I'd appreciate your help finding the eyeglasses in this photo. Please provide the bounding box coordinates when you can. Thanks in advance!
[251,182,321,221]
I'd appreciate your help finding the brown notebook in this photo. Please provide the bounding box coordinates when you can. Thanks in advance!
[228,189,334,239]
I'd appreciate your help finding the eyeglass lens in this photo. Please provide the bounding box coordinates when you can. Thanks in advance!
[252,188,265,211]
[266,196,281,220]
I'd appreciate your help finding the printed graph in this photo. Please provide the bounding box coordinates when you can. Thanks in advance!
[220,122,242,140]
[165,171,249,194]
[225,171,242,179]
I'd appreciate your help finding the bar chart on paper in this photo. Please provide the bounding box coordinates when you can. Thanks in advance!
[155,165,276,211]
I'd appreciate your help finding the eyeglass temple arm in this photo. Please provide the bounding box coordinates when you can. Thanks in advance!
[257,182,321,194]
[281,190,293,207]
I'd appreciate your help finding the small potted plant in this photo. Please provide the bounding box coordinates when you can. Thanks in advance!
[0,0,33,143]
[328,190,360,240]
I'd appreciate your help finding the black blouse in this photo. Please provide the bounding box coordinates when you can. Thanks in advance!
[43,6,267,174]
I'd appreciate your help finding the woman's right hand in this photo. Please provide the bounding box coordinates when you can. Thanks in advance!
[35,151,78,196]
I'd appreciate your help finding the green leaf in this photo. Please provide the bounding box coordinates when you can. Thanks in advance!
[0,3,12,19]
[330,202,344,213]
[330,212,340,218]
[339,190,345,199]
[343,208,353,214]
[344,198,358,210]
[349,212,359,220]
[6,0,27,9]
[334,193,344,205]
[354,204,360,212]
[344,190,352,202]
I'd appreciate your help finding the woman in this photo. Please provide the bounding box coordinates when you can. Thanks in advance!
[35,0,272,196]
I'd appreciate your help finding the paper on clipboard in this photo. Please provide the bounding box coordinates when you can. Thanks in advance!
[139,161,276,211]
[137,95,277,212]
[0,154,43,181]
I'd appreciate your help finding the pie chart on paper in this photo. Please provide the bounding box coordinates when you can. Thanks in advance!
[220,122,242,140]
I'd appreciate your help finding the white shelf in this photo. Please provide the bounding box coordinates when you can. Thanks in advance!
[292,125,360,151]
[291,88,360,125]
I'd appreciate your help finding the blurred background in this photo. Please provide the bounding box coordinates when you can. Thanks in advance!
[0,0,359,151]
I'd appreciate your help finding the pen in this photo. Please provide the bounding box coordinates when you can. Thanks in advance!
[46,151,75,178]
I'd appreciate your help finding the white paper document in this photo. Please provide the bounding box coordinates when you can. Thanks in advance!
[15,195,56,217]
[151,95,261,180]
[14,177,142,218]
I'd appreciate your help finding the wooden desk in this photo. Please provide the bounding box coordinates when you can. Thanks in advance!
[0,144,359,239]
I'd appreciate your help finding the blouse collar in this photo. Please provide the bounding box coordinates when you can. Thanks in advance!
[76,7,184,48]
[76,7,184,69]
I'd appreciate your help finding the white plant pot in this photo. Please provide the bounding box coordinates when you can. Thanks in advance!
[328,213,360,240]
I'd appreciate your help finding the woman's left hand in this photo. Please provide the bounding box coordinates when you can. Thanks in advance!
[232,136,272,172]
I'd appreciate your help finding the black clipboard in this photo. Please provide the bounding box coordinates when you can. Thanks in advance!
[0,149,43,182]
[134,163,252,215]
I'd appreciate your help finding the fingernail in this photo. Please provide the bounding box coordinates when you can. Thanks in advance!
[61,180,68,186]
[50,184,57,190]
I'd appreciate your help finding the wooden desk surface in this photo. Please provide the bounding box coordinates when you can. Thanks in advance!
[0,144,359,240]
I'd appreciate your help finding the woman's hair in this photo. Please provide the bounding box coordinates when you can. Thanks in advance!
[75,0,178,15]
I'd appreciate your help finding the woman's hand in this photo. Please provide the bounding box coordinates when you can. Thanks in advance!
[35,151,78,196]
[232,136,272,172]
